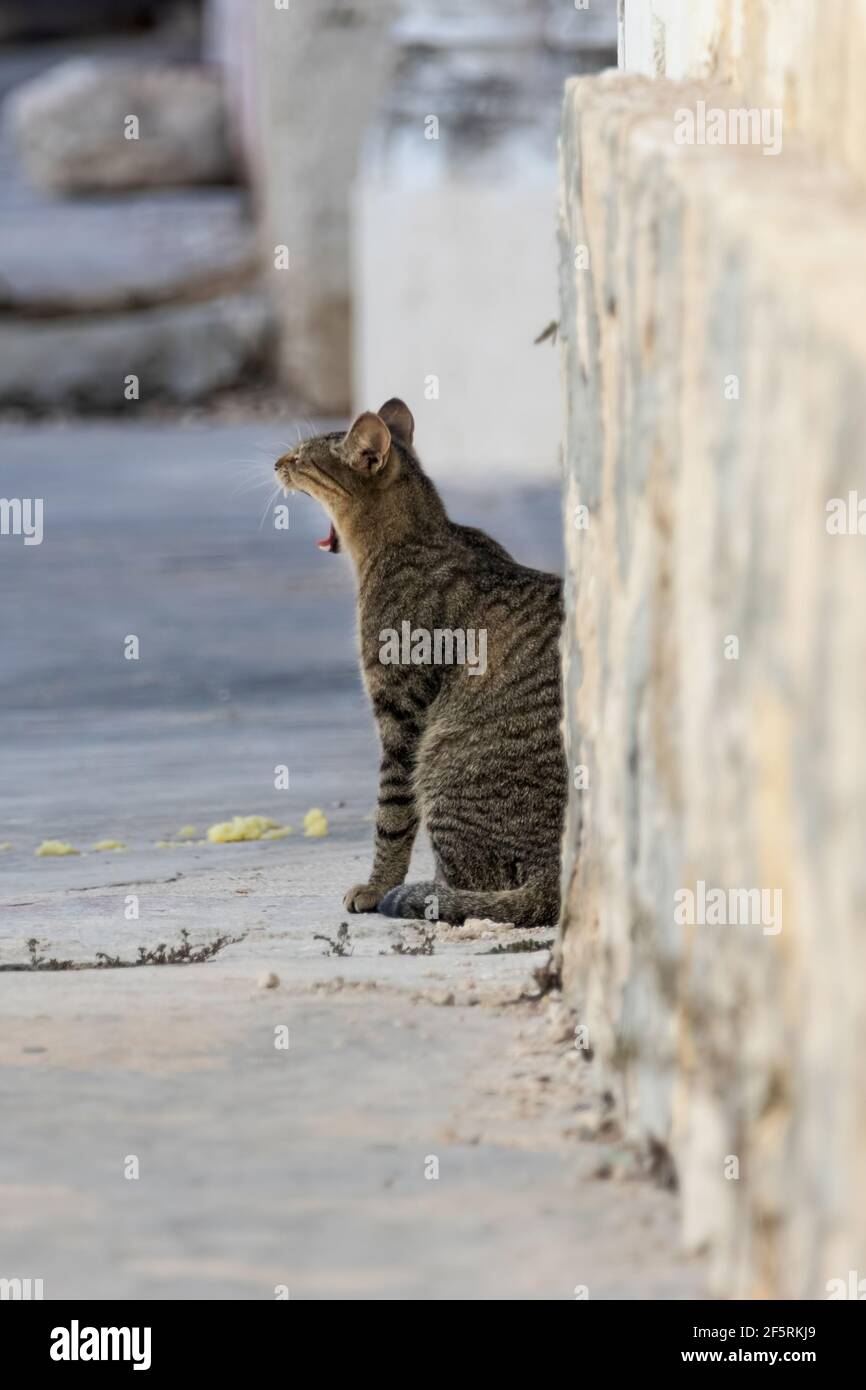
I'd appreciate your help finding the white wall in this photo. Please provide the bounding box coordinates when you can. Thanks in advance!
[353,179,562,481]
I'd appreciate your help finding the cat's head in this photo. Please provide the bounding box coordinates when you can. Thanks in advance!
[275,399,440,556]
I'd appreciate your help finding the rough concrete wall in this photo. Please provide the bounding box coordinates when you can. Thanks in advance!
[557,72,866,1297]
[622,0,866,188]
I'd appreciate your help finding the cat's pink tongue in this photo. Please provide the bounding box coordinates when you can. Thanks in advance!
[316,524,340,554]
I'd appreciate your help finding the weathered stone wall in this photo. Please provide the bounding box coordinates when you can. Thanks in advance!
[621,0,866,188]
[557,72,866,1297]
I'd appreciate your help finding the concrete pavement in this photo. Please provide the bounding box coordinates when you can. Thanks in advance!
[0,422,704,1299]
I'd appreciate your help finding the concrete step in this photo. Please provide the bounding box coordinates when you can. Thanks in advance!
[0,188,258,315]
[0,292,274,409]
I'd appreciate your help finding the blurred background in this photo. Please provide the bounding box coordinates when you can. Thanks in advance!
[0,0,617,478]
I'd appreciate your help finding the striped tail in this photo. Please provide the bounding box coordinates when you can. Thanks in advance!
[377,878,558,929]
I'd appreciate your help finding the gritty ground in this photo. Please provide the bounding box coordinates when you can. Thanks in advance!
[0,423,705,1300]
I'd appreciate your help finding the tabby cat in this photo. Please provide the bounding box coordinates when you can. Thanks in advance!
[275,399,566,927]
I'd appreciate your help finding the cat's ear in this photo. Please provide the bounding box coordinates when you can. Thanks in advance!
[342,411,391,473]
[378,398,414,446]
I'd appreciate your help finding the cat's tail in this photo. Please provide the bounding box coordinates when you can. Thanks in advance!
[377,878,558,929]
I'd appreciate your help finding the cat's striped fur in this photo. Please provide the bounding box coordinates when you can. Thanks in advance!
[275,399,566,927]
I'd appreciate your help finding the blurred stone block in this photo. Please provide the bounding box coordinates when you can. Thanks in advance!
[0,188,257,314]
[0,292,273,408]
[5,58,234,192]
[208,0,399,413]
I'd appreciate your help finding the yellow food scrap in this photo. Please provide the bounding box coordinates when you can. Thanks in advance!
[0,842,12,851]
[206,814,280,844]
[303,807,328,838]
[175,825,198,839]
[35,840,80,857]
[154,840,179,848]
[261,825,293,840]
[92,839,127,852]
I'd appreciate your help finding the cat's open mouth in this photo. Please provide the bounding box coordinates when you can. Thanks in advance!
[317,523,340,554]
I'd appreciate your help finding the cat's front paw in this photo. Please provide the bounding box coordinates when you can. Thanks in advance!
[343,882,384,913]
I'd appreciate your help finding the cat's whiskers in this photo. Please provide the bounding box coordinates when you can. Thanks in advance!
[258,482,284,531]
[232,475,278,498]
[227,456,275,497]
